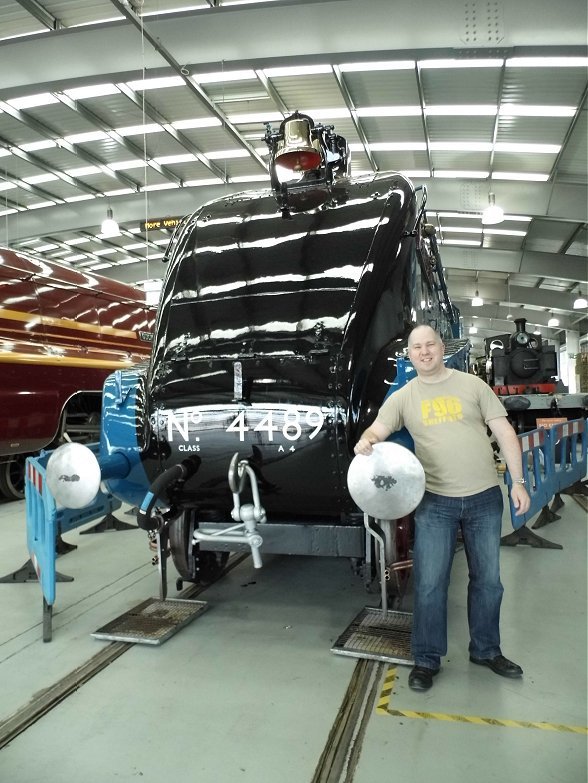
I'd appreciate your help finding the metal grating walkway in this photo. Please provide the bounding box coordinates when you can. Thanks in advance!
[331,606,414,665]
[92,597,208,645]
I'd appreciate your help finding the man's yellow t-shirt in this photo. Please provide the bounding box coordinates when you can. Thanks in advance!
[376,369,507,497]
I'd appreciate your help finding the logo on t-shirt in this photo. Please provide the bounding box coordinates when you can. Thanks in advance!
[421,395,463,426]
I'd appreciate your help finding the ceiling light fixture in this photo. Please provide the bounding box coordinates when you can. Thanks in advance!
[573,294,588,309]
[482,192,504,225]
[468,325,478,335]
[101,207,120,237]
[472,272,483,306]
[547,315,559,327]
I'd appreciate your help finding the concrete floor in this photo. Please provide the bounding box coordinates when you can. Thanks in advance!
[0,488,586,783]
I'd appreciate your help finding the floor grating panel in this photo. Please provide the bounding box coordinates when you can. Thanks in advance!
[331,606,414,664]
[92,597,209,645]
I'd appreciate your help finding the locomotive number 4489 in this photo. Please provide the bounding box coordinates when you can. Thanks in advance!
[226,408,326,442]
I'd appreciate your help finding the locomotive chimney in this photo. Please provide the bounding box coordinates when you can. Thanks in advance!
[514,317,527,334]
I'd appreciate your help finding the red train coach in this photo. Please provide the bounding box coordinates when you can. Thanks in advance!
[0,246,155,499]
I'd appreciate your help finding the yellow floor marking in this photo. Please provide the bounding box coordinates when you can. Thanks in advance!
[375,666,396,714]
[375,666,587,734]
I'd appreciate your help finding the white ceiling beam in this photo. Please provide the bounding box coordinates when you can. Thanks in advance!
[441,246,586,285]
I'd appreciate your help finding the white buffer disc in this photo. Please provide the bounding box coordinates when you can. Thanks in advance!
[46,442,101,509]
[347,442,426,519]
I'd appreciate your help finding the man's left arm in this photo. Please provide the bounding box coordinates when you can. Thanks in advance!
[488,416,531,516]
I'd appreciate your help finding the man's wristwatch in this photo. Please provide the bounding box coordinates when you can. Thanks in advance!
[512,477,526,485]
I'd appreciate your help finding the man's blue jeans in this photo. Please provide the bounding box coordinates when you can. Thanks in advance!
[411,486,504,670]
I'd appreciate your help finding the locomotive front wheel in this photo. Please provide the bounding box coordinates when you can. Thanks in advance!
[169,511,229,584]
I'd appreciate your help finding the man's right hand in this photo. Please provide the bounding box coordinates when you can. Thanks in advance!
[354,437,375,456]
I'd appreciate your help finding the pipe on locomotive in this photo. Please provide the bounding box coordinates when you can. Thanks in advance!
[136,458,201,531]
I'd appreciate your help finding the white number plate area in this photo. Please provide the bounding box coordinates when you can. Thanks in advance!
[226,407,326,443]
[157,406,328,447]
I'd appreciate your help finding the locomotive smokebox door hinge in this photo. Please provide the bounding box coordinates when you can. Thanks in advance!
[233,361,243,401]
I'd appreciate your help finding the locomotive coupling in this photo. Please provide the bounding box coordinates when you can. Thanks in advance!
[193,453,267,568]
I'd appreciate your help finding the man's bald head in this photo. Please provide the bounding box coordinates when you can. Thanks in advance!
[408,325,443,349]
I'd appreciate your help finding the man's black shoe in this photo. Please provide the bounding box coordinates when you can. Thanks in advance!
[408,666,439,691]
[470,654,523,678]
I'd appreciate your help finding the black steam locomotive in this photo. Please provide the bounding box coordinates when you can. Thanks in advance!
[485,318,558,390]
[46,112,463,590]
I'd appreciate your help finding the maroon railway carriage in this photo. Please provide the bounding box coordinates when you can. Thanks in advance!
[0,246,155,498]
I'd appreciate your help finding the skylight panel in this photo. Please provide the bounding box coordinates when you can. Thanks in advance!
[63,84,119,100]
[27,201,56,210]
[437,212,482,219]
[425,105,497,116]
[20,140,57,151]
[140,183,181,192]
[64,131,109,144]
[434,171,489,178]
[499,104,576,117]
[126,77,185,91]
[506,57,588,67]
[494,142,560,153]
[484,228,528,236]
[492,172,550,181]
[172,118,222,129]
[7,93,59,110]
[87,263,113,271]
[356,106,422,117]
[227,111,284,124]
[141,3,208,16]
[229,175,271,183]
[207,149,250,159]
[152,154,197,165]
[441,227,484,234]
[263,65,332,78]
[66,165,102,177]
[116,124,163,137]
[298,108,351,120]
[399,170,431,178]
[184,178,225,187]
[192,70,257,84]
[429,142,493,151]
[419,59,503,69]
[350,142,427,151]
[103,188,136,197]
[108,159,145,171]
[22,173,59,184]
[339,61,415,72]
[440,239,482,245]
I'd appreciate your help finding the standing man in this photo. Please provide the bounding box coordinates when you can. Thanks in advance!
[354,325,530,691]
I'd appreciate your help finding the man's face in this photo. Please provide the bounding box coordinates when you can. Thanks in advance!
[408,328,445,376]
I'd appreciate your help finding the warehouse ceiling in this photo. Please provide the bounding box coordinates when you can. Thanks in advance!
[0,0,586,354]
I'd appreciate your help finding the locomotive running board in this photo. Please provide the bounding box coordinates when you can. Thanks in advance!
[91,596,208,645]
[331,606,413,665]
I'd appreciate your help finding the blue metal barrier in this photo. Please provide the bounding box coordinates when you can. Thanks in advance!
[25,445,123,641]
[505,417,587,532]
[505,427,554,530]
[546,418,587,494]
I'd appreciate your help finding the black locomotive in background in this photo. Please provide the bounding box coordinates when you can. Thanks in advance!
[485,317,558,389]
